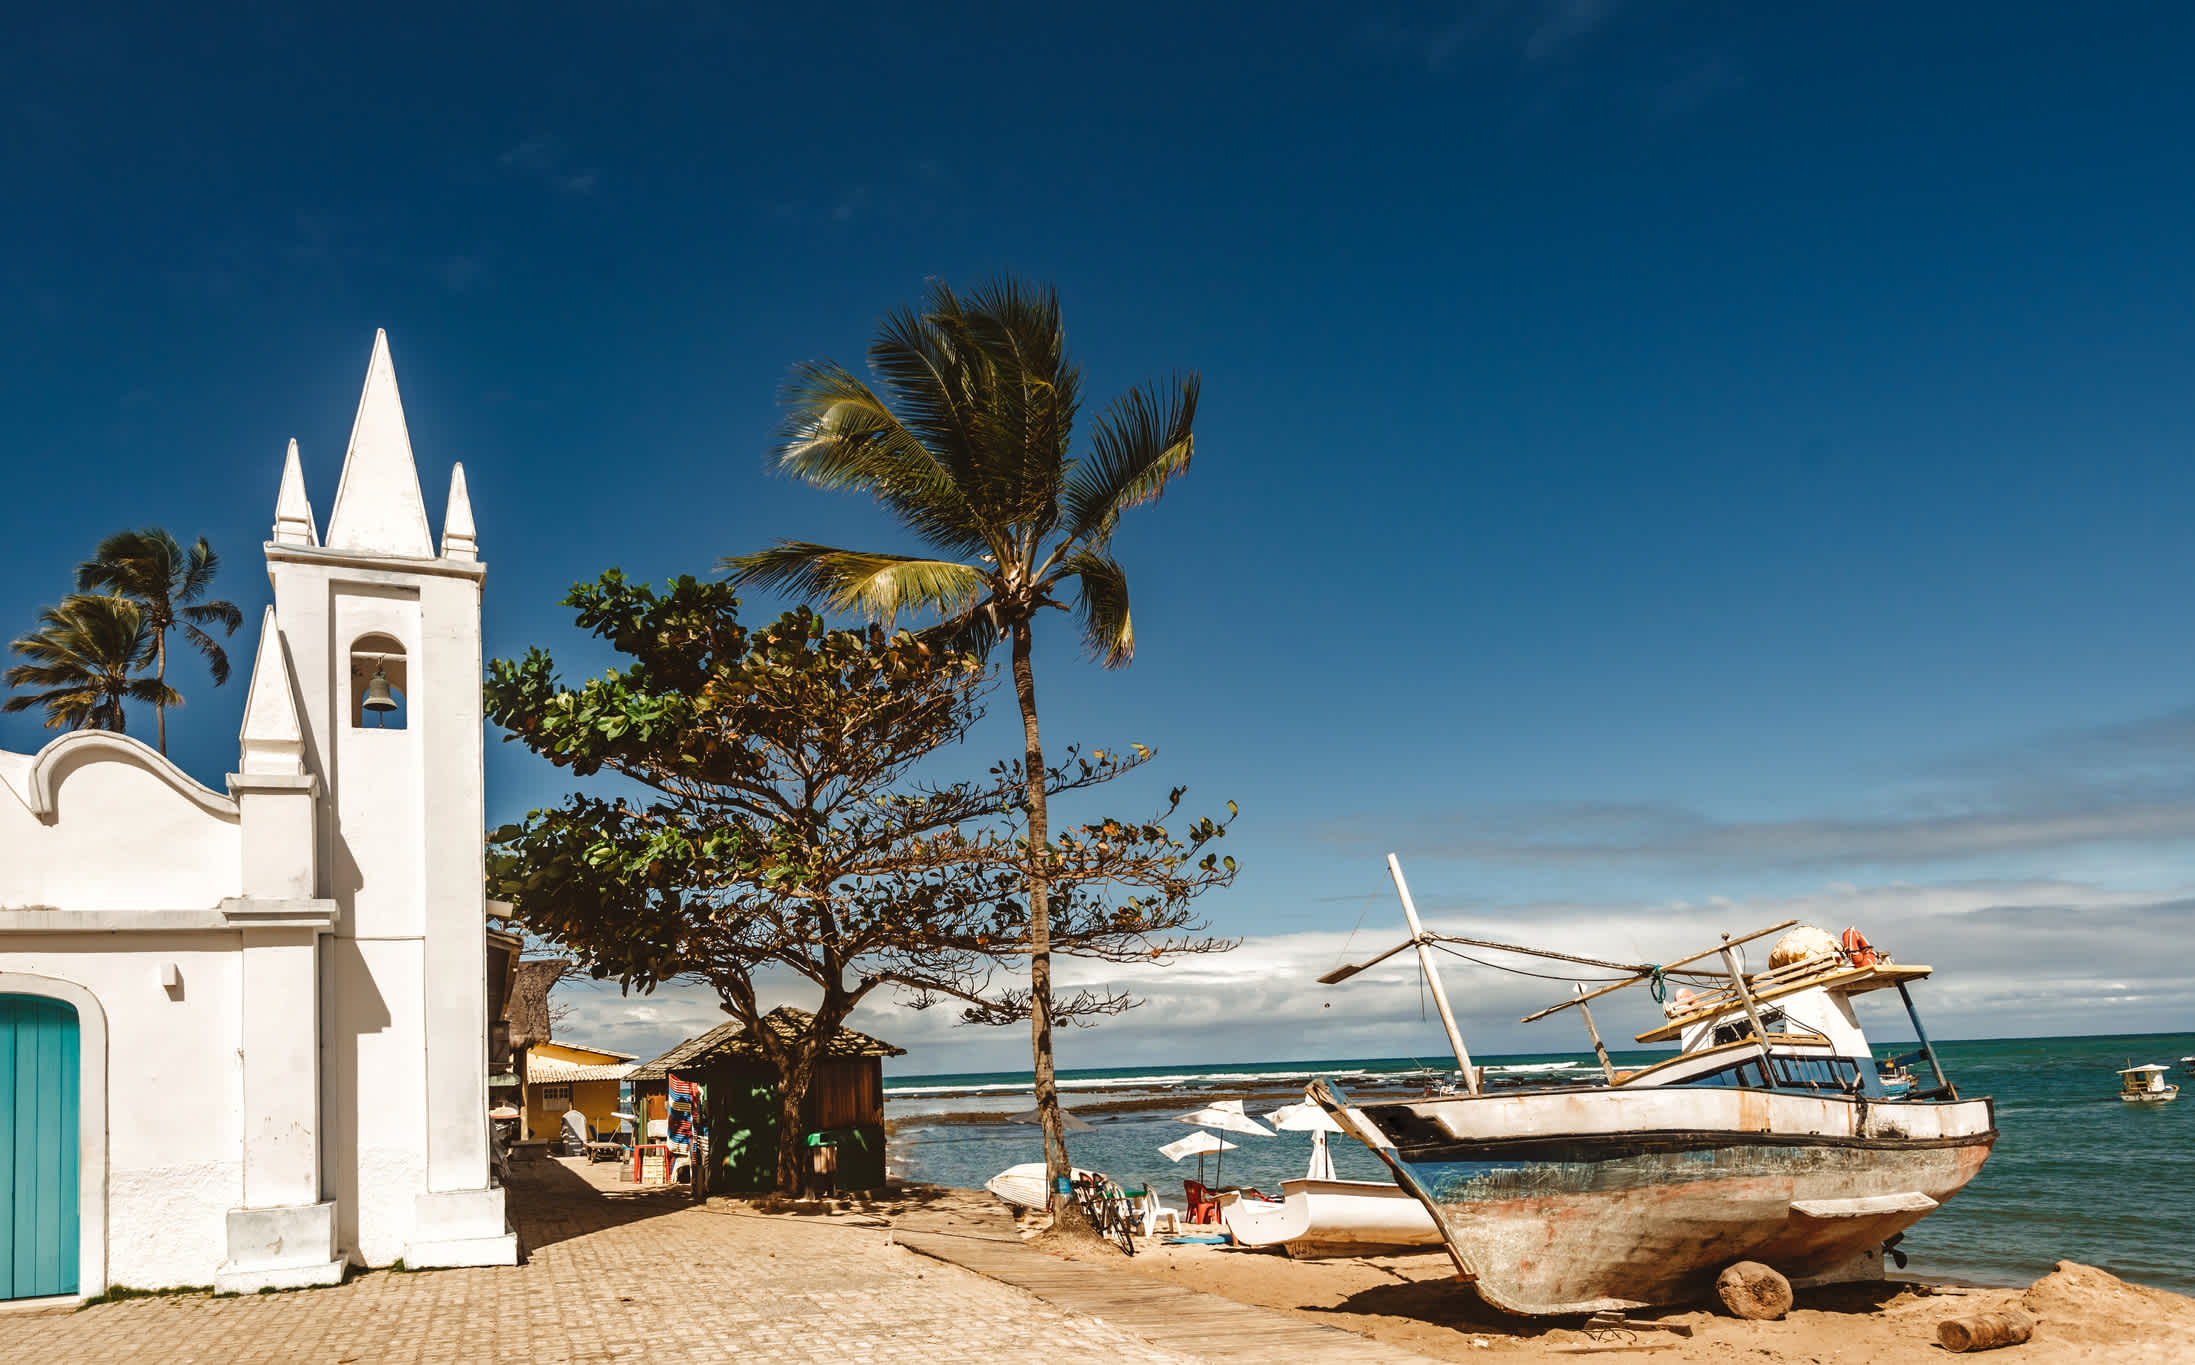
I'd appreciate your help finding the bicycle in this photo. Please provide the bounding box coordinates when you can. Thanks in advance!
[1071,1173,1139,1256]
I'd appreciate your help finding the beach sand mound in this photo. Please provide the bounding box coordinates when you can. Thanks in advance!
[2020,1261,2195,1349]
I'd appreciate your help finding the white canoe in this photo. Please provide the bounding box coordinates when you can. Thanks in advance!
[1218,1178,1441,1258]
[983,1161,1094,1209]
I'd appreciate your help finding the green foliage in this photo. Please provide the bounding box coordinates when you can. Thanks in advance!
[487,572,1237,1192]
[3,594,178,734]
[73,527,244,754]
[725,276,1197,667]
[485,572,1235,1015]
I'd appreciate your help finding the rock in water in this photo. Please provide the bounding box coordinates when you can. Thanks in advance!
[1715,1261,1794,1320]
[1937,1308,2036,1352]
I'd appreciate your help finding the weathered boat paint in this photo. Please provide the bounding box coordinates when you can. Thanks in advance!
[1314,1080,1997,1316]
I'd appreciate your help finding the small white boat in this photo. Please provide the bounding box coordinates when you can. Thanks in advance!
[1218,1178,1442,1258]
[2118,1064,2178,1105]
[983,1161,1094,1209]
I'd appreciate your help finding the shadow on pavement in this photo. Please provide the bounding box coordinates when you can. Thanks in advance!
[504,1148,695,1256]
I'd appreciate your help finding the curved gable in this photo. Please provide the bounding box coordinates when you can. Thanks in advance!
[0,732,241,912]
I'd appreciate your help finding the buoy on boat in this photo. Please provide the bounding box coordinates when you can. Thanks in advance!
[1840,926,1878,968]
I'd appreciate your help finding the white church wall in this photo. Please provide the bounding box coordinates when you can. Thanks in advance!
[324,936,429,1266]
[0,937,245,1288]
[418,570,489,1194]
[0,735,240,913]
[330,586,424,941]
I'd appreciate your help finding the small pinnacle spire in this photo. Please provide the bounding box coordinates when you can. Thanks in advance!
[237,607,305,775]
[441,462,478,561]
[325,328,434,558]
[273,439,318,545]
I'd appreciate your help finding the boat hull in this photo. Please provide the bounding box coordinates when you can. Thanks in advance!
[1323,1084,1997,1315]
[983,1162,1093,1210]
[1219,1178,1442,1258]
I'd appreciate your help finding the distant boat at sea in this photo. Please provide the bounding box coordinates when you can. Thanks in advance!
[2118,1064,2179,1105]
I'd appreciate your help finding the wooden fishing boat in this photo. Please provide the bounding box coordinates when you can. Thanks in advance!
[2118,1064,2178,1105]
[1217,1178,1441,1258]
[1312,856,1997,1316]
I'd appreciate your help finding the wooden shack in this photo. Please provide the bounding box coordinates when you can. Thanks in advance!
[627,1006,904,1193]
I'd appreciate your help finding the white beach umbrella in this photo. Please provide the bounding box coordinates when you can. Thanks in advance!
[1264,1102,1343,1180]
[1175,1098,1275,1138]
[1263,1102,1344,1133]
[1159,1129,1238,1185]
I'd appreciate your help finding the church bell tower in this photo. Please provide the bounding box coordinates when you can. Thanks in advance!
[261,331,515,1268]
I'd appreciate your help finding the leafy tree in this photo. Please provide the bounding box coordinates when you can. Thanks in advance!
[484,572,1235,1193]
[727,277,1202,1207]
[76,527,244,755]
[3,594,178,735]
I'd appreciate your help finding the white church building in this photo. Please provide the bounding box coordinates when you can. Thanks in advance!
[0,332,517,1301]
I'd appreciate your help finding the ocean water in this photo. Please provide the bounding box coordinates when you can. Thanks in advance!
[885,1032,2195,1296]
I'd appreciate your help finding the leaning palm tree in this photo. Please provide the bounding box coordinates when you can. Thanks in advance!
[727,277,1198,1211]
[3,594,178,735]
[76,528,244,754]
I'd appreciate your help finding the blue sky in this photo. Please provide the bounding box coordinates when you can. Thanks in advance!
[6,3,2194,1070]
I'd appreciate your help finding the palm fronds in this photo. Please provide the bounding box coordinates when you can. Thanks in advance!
[725,543,989,624]
[73,525,243,751]
[1055,549,1135,668]
[3,594,160,733]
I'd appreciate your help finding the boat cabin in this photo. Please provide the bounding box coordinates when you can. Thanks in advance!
[2118,1064,2177,1103]
[1622,957,1951,1099]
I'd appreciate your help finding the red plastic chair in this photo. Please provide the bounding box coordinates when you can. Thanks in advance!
[1183,1178,1222,1225]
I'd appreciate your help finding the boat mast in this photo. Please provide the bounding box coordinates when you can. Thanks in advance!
[1388,853,1480,1095]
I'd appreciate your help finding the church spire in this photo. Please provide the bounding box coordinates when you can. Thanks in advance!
[237,607,305,775]
[324,329,434,558]
[273,438,318,546]
[441,462,477,561]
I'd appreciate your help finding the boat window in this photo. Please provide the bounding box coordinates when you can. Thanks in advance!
[1687,1055,1863,1093]
[1711,1008,1785,1047]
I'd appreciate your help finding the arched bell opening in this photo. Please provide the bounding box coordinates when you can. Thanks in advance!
[349,633,410,730]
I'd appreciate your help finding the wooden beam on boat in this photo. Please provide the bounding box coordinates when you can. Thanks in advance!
[1633,962,1936,1045]
[1520,919,1800,1023]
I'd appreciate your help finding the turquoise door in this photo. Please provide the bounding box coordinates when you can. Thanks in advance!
[0,995,79,1299]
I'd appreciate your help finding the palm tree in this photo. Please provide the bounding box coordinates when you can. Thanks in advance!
[728,277,1199,1210]
[75,528,244,755]
[3,595,178,734]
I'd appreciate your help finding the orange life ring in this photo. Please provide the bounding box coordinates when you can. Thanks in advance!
[1841,927,1877,968]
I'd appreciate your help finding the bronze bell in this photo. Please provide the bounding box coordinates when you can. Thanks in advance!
[362,665,399,715]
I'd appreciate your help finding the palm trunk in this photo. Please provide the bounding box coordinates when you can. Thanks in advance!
[153,630,168,755]
[1010,618,1070,1211]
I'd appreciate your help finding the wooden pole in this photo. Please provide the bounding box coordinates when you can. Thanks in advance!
[1388,854,1479,1095]
[1576,984,1617,1083]
[1717,933,1777,1078]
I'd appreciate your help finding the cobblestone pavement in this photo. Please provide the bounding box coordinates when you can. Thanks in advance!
[0,1155,1192,1365]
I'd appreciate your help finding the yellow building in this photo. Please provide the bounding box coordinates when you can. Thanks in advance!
[521,1041,635,1144]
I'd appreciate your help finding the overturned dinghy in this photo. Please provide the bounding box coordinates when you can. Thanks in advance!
[1311,856,1998,1316]
[984,1161,1093,1210]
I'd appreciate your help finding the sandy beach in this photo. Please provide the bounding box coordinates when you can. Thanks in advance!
[1034,1219,2195,1361]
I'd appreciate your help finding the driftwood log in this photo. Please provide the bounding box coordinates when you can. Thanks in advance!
[1937,1308,2037,1353]
[1715,1261,1794,1320]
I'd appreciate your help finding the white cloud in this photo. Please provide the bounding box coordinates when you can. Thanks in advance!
[542,875,2195,1081]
